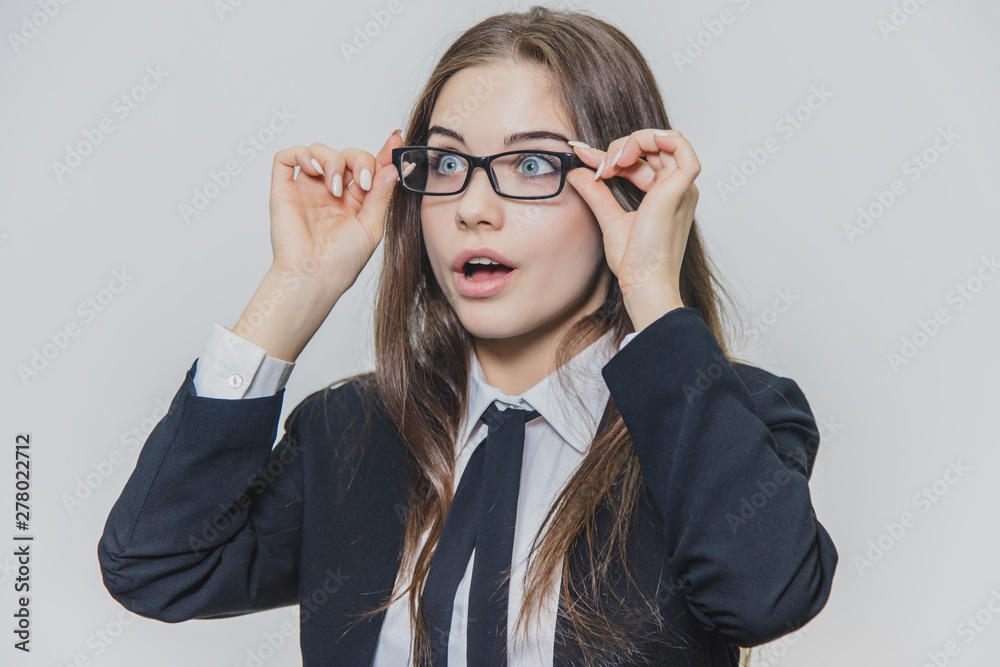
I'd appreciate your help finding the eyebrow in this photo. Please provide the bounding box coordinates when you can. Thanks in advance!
[427,125,573,147]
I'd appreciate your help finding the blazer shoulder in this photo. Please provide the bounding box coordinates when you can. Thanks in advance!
[730,361,813,415]
[289,371,382,431]
[730,361,821,477]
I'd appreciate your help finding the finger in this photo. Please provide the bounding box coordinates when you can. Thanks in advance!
[569,139,656,190]
[565,166,627,234]
[617,129,699,177]
[566,141,605,169]
[651,131,700,175]
[272,145,317,189]
[290,146,326,179]
[355,131,404,237]
[374,128,403,168]
[644,132,701,192]
[603,130,671,175]
[308,142,348,197]
[338,147,377,199]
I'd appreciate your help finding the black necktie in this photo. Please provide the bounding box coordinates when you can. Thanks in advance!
[422,403,542,666]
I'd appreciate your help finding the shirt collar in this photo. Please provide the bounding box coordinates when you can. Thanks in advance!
[459,329,622,454]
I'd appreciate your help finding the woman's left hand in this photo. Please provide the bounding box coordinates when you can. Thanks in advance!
[565,129,700,330]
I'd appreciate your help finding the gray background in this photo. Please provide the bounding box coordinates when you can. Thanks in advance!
[2,0,998,665]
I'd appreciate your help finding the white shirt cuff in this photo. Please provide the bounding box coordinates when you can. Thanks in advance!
[192,323,295,399]
[618,332,639,351]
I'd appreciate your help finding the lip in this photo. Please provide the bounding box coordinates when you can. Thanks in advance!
[454,265,517,298]
[451,247,517,272]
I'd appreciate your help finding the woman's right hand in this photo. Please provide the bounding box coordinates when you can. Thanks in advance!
[267,130,403,296]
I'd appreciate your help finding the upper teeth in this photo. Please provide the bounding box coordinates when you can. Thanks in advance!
[468,257,501,265]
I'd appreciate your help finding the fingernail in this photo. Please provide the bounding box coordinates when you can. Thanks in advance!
[653,130,679,136]
[593,158,605,181]
[310,158,325,175]
[567,140,591,149]
[392,128,403,137]
[332,173,343,197]
[611,144,625,168]
[360,168,372,191]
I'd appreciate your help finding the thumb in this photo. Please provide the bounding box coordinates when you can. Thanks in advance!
[355,162,399,237]
[566,168,625,233]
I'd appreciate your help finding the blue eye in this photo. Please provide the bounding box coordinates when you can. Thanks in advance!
[430,153,467,175]
[517,154,558,177]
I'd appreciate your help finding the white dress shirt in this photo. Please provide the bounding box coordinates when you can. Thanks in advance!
[192,322,639,665]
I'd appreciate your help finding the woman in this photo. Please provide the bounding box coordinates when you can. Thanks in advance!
[98,6,837,666]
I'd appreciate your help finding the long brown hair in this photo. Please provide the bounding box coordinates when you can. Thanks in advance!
[326,6,754,665]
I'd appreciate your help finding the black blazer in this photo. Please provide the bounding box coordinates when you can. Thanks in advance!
[98,307,837,666]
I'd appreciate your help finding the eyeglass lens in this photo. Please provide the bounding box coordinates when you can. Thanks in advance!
[398,148,565,197]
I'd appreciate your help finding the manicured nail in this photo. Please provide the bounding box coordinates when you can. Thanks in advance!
[332,173,343,197]
[567,140,591,149]
[593,158,606,181]
[653,130,679,136]
[310,158,325,175]
[360,168,372,191]
[392,128,403,137]
[611,144,625,168]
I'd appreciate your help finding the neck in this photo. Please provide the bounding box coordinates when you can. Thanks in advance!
[473,269,609,396]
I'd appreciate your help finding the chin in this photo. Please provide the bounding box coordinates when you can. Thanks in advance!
[456,313,520,340]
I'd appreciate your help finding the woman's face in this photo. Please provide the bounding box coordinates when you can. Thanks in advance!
[420,61,609,349]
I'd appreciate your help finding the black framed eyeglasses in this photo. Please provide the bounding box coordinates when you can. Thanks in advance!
[391,146,595,200]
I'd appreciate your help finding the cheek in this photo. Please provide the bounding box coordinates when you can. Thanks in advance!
[542,206,602,261]
[419,207,454,287]
[419,205,442,260]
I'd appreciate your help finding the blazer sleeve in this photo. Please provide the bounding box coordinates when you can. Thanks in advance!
[97,358,315,623]
[601,307,838,647]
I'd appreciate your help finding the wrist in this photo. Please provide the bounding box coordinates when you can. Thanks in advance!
[624,290,685,332]
[232,269,344,362]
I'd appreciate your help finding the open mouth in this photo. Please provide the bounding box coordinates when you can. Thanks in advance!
[463,261,514,282]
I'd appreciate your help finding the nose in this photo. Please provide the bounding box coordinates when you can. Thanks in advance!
[455,165,503,228]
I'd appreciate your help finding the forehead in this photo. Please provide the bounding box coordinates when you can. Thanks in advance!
[429,62,573,149]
